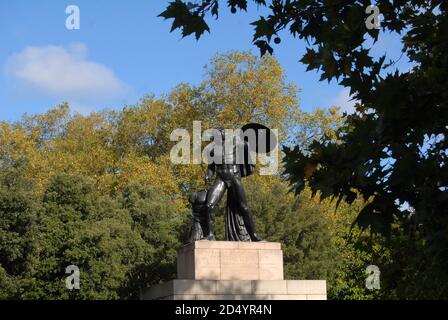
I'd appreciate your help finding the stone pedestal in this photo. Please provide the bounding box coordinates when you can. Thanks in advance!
[140,241,327,300]
[140,279,327,300]
[177,241,283,281]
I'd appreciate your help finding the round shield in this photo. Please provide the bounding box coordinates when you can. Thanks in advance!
[240,123,278,153]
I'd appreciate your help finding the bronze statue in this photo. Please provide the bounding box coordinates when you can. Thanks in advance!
[187,123,276,242]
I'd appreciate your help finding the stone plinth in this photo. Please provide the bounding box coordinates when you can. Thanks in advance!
[177,241,283,281]
[140,241,327,300]
[140,280,327,300]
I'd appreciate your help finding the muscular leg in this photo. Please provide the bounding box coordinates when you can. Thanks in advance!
[230,178,262,241]
[203,178,226,239]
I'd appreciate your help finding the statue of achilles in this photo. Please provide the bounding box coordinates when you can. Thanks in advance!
[202,125,262,242]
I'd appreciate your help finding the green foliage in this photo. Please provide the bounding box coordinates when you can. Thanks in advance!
[0,164,40,299]
[0,167,185,299]
[120,182,189,297]
[245,176,336,280]
[214,175,338,281]
[159,1,210,39]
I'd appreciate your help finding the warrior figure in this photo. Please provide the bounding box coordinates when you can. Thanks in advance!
[202,126,262,242]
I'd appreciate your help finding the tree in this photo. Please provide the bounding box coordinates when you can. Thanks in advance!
[212,174,337,281]
[0,168,186,299]
[0,163,40,299]
[152,51,300,194]
[15,174,145,299]
[286,106,344,149]
[160,0,448,298]
[0,51,299,203]
[120,182,188,298]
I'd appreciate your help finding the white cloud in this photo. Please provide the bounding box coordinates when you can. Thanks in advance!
[5,43,128,104]
[330,88,358,114]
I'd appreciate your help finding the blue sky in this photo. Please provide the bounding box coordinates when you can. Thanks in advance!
[0,0,411,121]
